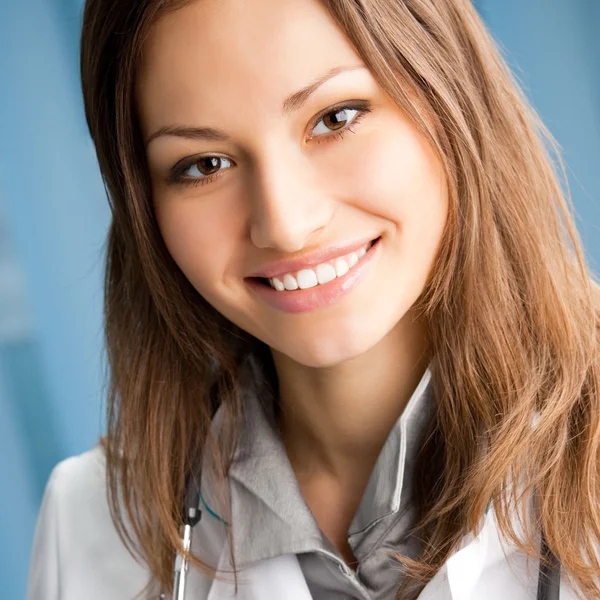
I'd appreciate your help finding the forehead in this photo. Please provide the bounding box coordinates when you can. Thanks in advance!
[135,0,366,134]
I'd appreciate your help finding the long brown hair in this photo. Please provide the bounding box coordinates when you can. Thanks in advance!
[80,0,600,598]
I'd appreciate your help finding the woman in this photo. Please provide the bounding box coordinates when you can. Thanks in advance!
[25,0,600,598]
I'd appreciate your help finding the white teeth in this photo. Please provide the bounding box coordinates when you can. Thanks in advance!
[271,277,285,291]
[267,239,375,291]
[316,263,337,284]
[283,273,298,290]
[297,269,318,289]
[334,258,349,277]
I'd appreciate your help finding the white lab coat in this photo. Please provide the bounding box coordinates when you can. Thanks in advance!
[26,445,580,600]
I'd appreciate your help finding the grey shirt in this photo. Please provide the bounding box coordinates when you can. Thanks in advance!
[220,353,437,600]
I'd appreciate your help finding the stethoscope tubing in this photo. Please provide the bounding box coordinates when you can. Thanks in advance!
[537,531,561,600]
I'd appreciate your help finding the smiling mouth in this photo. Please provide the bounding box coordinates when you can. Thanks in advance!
[251,236,381,290]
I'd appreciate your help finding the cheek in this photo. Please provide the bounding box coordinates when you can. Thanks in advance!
[153,193,242,289]
[345,120,448,232]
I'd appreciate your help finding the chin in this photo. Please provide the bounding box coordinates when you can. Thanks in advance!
[272,326,386,369]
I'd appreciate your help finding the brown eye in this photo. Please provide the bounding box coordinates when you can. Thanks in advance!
[322,109,350,131]
[194,157,222,176]
[175,156,234,182]
[310,105,367,138]
[168,155,234,187]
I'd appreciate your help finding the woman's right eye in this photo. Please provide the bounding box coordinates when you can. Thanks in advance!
[168,156,234,188]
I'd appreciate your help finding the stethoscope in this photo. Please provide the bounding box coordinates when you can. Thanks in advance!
[162,473,561,600]
[538,531,561,600]
[160,468,204,600]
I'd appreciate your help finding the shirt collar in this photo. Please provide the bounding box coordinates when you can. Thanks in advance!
[211,351,436,568]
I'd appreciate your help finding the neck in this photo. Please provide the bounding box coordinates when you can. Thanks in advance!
[272,311,431,488]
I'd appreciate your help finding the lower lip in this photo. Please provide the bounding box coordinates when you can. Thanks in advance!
[245,237,382,313]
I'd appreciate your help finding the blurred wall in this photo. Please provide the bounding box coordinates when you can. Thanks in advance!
[476,0,600,271]
[0,1,109,598]
[0,1,598,598]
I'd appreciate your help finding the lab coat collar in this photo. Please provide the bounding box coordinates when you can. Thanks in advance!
[415,507,493,600]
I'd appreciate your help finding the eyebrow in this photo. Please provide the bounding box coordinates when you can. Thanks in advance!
[144,64,366,147]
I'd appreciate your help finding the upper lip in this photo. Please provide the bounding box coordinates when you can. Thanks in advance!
[248,235,378,279]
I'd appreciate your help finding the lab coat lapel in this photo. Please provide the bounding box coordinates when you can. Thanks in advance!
[444,509,492,599]
[417,509,493,600]
[205,536,313,600]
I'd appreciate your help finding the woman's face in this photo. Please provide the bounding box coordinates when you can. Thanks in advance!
[136,0,448,368]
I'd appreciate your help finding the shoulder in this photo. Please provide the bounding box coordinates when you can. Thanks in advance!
[36,445,119,555]
[26,445,154,600]
[46,444,108,503]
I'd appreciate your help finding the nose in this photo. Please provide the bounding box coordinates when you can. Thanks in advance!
[248,149,334,253]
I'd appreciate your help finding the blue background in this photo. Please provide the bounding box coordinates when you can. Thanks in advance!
[1,1,598,597]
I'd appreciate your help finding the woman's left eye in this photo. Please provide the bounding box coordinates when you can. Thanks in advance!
[309,102,372,143]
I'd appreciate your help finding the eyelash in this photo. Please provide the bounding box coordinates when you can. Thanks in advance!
[167,100,373,188]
